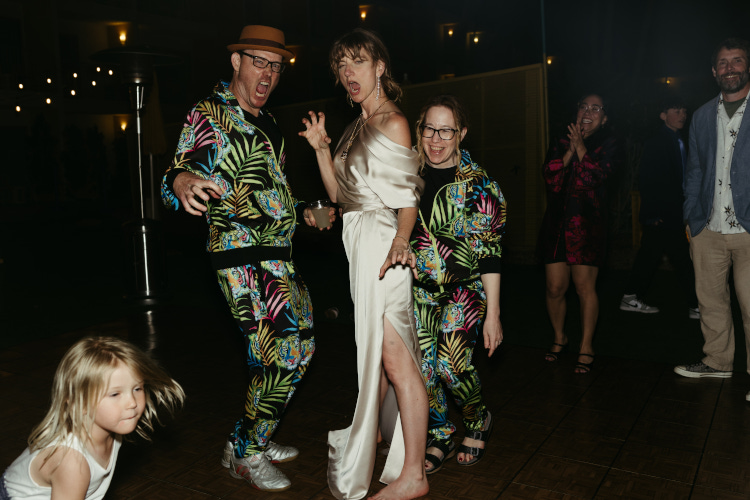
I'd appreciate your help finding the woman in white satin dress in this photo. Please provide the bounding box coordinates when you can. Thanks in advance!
[299,28,429,500]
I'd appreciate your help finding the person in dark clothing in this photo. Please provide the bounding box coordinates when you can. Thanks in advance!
[620,100,699,319]
[539,94,620,373]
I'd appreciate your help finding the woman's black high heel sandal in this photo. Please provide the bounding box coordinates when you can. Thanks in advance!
[544,342,568,362]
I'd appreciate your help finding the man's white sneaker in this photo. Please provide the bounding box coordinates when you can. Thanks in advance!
[222,440,298,467]
[620,294,660,313]
[228,451,291,492]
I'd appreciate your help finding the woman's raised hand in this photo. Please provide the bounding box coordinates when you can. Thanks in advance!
[567,122,584,154]
[299,111,332,151]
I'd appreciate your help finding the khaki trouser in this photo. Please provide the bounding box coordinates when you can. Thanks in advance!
[690,228,750,374]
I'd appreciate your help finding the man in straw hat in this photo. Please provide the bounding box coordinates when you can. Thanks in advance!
[161,25,334,492]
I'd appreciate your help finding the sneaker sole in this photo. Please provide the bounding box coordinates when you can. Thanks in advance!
[619,304,659,313]
[229,467,291,492]
[674,367,732,378]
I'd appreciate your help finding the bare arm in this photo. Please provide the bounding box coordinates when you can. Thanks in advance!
[34,447,90,500]
[299,111,339,202]
[480,273,503,357]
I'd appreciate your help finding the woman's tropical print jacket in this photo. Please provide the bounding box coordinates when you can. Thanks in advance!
[410,149,506,288]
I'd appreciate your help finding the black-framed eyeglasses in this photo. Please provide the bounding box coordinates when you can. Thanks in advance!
[239,52,286,74]
[577,103,604,114]
[421,125,458,140]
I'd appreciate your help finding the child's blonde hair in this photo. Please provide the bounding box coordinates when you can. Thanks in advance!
[28,336,185,454]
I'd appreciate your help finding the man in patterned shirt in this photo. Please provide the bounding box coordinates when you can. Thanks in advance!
[677,38,750,401]
[161,25,333,491]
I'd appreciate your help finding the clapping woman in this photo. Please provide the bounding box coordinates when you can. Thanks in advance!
[299,29,429,500]
[539,94,619,373]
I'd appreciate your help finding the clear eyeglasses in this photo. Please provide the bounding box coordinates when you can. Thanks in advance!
[577,103,604,114]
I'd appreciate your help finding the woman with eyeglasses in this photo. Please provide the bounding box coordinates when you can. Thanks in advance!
[299,28,429,500]
[409,95,506,474]
[539,93,619,373]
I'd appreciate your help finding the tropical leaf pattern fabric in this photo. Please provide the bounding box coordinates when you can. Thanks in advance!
[410,149,506,441]
[218,261,314,458]
[415,283,487,439]
[161,81,300,252]
[411,150,506,286]
[161,81,314,459]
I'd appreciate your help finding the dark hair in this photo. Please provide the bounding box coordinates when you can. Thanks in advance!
[328,28,402,102]
[415,95,469,171]
[711,37,750,68]
[659,98,687,113]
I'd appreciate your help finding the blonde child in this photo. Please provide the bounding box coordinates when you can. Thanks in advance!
[1,336,185,500]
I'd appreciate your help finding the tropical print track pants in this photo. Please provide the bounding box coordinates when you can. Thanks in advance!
[414,280,488,442]
[217,259,315,459]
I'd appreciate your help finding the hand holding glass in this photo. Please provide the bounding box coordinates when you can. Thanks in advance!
[308,200,333,229]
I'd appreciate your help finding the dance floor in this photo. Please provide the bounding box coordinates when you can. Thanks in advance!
[2,301,749,500]
[2,215,750,499]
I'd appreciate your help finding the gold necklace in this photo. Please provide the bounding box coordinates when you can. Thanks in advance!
[340,99,390,161]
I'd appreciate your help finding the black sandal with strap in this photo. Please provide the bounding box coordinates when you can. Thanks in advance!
[457,412,493,467]
[425,437,456,475]
[574,353,595,374]
[545,342,568,362]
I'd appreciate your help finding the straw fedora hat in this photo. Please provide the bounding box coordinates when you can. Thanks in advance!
[227,25,294,62]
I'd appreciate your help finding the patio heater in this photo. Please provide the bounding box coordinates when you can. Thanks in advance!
[92,46,179,304]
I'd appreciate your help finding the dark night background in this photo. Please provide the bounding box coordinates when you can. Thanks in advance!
[2,0,750,346]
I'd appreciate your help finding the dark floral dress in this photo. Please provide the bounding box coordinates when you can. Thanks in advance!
[538,129,618,266]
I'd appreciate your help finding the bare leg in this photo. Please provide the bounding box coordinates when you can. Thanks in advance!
[369,318,429,500]
[571,264,599,372]
[378,369,389,443]
[544,262,571,360]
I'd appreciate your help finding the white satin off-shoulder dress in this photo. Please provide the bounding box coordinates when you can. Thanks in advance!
[327,120,424,500]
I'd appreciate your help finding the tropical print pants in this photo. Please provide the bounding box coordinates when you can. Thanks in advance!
[414,280,488,442]
[217,259,315,459]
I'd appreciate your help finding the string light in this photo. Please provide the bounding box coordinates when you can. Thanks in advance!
[71,90,76,96]
[47,78,52,84]
[46,98,51,104]
[108,69,113,75]
[18,83,23,89]
[73,72,78,78]
[92,80,97,86]
[15,105,21,112]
